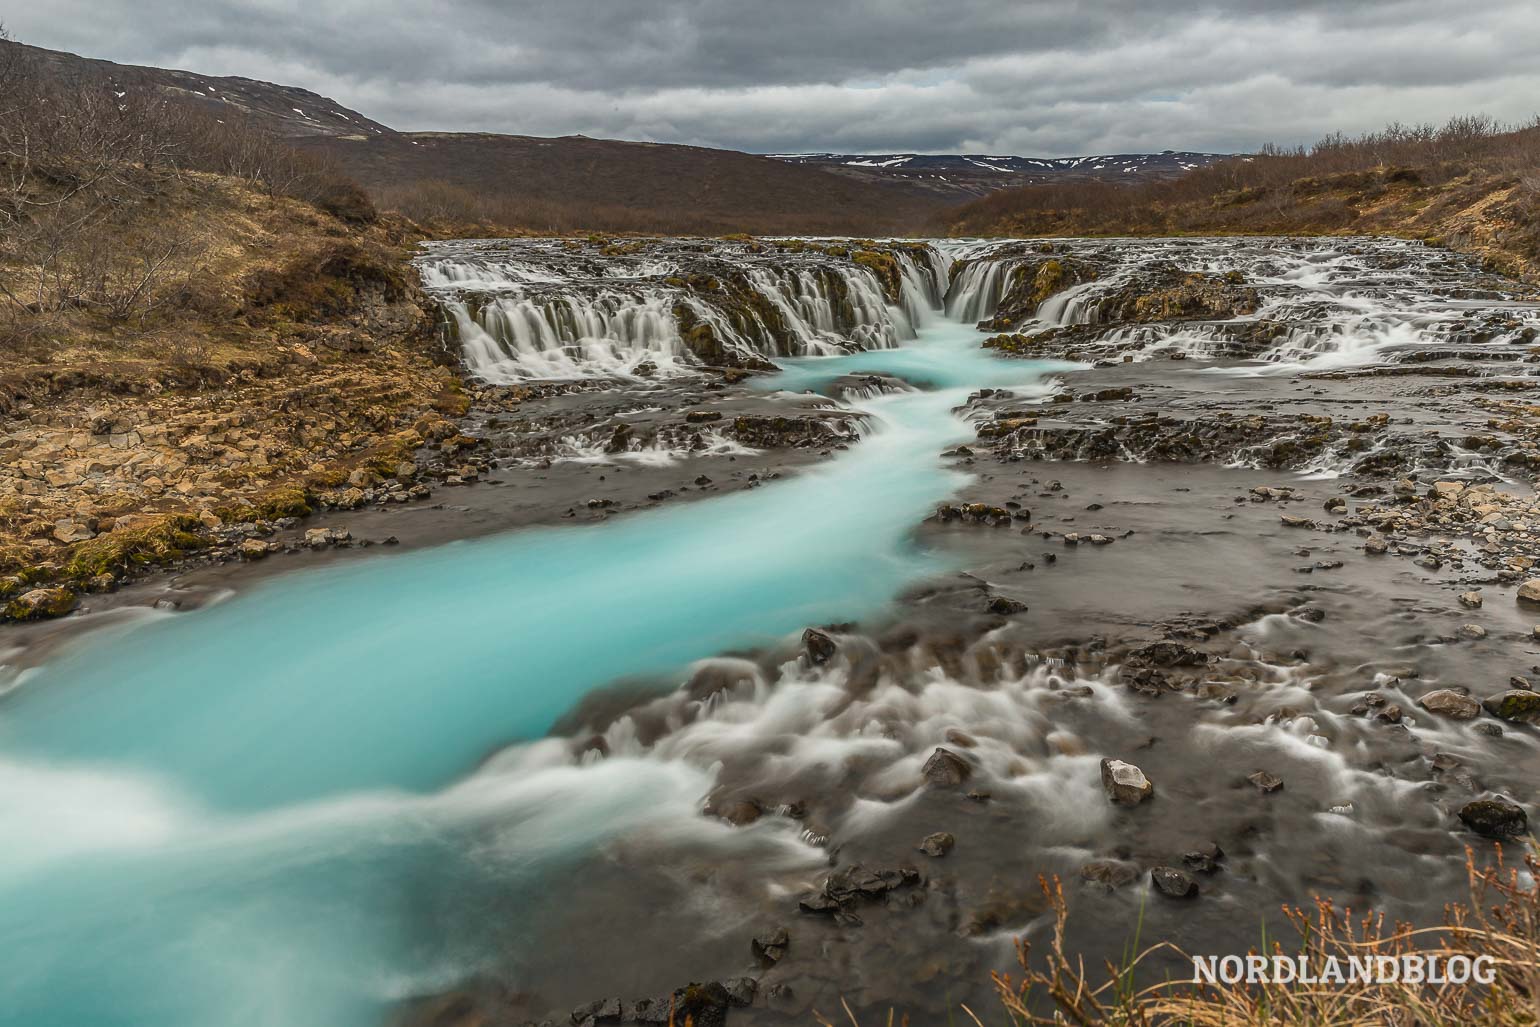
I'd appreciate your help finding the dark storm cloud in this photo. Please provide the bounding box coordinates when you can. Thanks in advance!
[9,1,1539,154]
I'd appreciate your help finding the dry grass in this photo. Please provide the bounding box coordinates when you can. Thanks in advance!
[814,845,1540,1027]
[990,846,1540,1027]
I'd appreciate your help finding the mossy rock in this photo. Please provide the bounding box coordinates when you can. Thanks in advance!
[851,250,905,303]
[4,587,77,621]
[1483,690,1540,722]
[65,515,204,582]
[250,485,314,520]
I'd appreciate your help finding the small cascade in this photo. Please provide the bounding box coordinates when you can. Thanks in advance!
[419,239,952,381]
[944,258,1013,322]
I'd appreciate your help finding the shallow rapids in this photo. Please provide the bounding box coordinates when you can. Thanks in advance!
[0,315,1064,1026]
[5,234,1540,1027]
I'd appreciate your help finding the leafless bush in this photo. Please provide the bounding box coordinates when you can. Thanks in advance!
[0,28,372,344]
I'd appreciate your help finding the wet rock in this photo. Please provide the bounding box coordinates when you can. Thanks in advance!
[1518,579,1540,603]
[1248,770,1284,793]
[1080,860,1139,890]
[571,996,622,1024]
[751,927,789,966]
[801,627,837,665]
[4,587,77,621]
[237,539,271,559]
[1482,690,1540,722]
[1280,514,1317,528]
[1127,641,1207,667]
[798,863,920,924]
[724,978,756,1008]
[917,832,955,857]
[1151,866,1199,899]
[1457,624,1488,640]
[303,526,351,548]
[1365,535,1389,555]
[987,595,1028,615]
[705,797,762,826]
[684,410,721,423]
[922,747,973,787]
[1100,758,1153,805]
[1458,798,1528,839]
[1458,591,1484,608]
[1418,689,1482,720]
[1183,841,1224,874]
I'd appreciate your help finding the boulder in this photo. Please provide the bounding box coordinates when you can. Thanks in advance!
[1458,798,1527,839]
[1482,690,1540,722]
[751,927,789,966]
[917,832,955,857]
[1080,860,1139,890]
[1519,579,1540,603]
[1418,689,1482,720]
[1100,758,1153,805]
[1458,591,1484,608]
[1151,866,1199,898]
[52,518,96,544]
[237,539,271,559]
[922,747,973,787]
[801,627,838,665]
[5,587,77,621]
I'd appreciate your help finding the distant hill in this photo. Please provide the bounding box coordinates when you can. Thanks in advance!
[10,38,1231,234]
[13,41,399,140]
[767,151,1231,198]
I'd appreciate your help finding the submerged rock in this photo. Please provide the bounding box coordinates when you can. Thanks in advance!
[1248,770,1284,793]
[917,832,955,857]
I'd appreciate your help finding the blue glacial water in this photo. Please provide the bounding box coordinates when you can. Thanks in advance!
[0,318,1067,1027]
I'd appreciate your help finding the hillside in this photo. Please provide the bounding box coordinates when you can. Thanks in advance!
[296,132,947,235]
[10,39,950,235]
[947,117,1540,283]
[11,40,399,140]
[768,150,1230,198]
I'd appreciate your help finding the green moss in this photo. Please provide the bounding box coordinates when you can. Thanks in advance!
[851,250,905,302]
[252,484,314,520]
[65,516,204,582]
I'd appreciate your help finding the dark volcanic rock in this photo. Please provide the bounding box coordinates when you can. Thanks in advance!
[802,627,838,665]
[1151,866,1199,899]
[1459,798,1528,839]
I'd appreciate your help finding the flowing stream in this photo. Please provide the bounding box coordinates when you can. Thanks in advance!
[7,235,1539,1026]
[0,269,1066,1026]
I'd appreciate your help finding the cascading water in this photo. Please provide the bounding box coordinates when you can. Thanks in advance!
[8,234,1540,1027]
[0,238,1074,1027]
[421,239,948,381]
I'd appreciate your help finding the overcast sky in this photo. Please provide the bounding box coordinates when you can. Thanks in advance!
[10,1,1540,155]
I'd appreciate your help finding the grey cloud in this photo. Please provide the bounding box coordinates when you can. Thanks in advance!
[8,0,1539,154]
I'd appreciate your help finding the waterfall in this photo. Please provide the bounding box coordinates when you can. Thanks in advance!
[944,259,1011,322]
[419,240,950,381]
